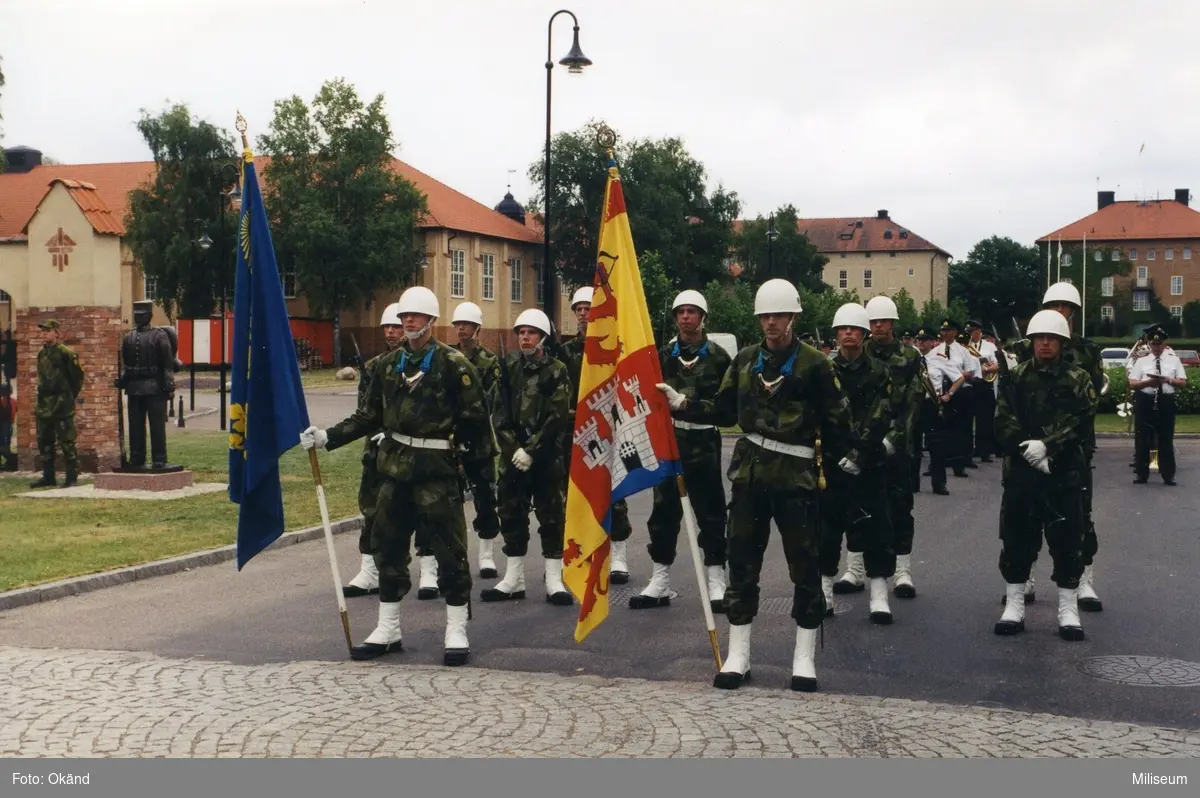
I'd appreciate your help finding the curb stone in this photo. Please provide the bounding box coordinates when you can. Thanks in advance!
[0,515,363,613]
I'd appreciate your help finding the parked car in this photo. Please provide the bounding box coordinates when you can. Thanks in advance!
[1175,349,1200,367]
[1101,347,1130,369]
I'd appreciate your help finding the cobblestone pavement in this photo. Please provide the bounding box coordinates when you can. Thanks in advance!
[3,647,1199,758]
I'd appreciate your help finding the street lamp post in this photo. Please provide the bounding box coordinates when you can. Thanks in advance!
[211,163,241,432]
[766,214,780,278]
[543,9,592,330]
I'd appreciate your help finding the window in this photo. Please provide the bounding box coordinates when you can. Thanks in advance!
[143,276,159,301]
[1170,305,1183,319]
[0,290,10,302]
[1063,254,1072,268]
[863,270,873,289]
[1166,248,1175,260]
[562,280,571,296]
[1101,276,1113,297]
[1100,304,1114,320]
[907,268,914,276]
[481,253,495,300]
[1094,250,1103,261]
[1129,248,1138,260]
[533,262,544,305]
[838,270,848,289]
[1133,293,1150,311]
[1148,248,1156,260]
[1137,265,1149,279]
[883,230,893,239]
[510,258,523,302]
[1171,275,1183,295]
[1185,247,1193,260]
[1111,249,1120,261]
[450,249,466,298]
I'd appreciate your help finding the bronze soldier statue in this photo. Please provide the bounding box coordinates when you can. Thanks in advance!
[118,301,179,470]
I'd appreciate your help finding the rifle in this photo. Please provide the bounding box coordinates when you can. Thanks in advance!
[116,342,128,469]
[992,323,1030,456]
[347,331,365,369]
[496,333,520,444]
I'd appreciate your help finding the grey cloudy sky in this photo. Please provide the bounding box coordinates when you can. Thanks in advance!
[4,0,1199,261]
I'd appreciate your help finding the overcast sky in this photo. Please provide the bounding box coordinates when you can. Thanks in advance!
[4,0,1199,261]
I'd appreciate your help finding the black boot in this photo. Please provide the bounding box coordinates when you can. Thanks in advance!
[30,458,56,488]
[63,467,78,488]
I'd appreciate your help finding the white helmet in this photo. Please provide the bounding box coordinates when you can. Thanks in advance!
[1042,281,1081,308]
[451,301,483,326]
[396,286,440,319]
[671,289,708,315]
[379,302,402,326]
[865,295,899,321]
[570,286,594,309]
[513,308,552,337]
[832,302,871,331]
[1026,309,1071,340]
[754,278,802,315]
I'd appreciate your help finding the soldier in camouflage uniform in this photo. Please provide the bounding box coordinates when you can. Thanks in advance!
[301,287,494,667]
[561,286,633,583]
[31,319,84,488]
[993,310,1097,642]
[481,308,574,605]
[819,303,897,624]
[449,301,503,580]
[631,290,732,613]
[342,302,404,598]
[1008,282,1104,611]
[660,279,855,694]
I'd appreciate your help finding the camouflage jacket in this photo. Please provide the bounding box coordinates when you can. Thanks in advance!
[996,357,1096,479]
[681,336,854,491]
[357,349,393,462]
[1010,332,1102,453]
[831,350,893,471]
[35,343,84,419]
[561,334,586,413]
[659,334,731,466]
[866,337,923,458]
[454,342,501,409]
[492,353,571,464]
[326,339,495,483]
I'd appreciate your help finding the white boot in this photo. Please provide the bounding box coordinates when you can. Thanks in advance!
[713,623,751,690]
[821,576,835,617]
[790,626,819,692]
[994,583,1026,635]
[544,558,574,606]
[480,555,526,601]
[1001,575,1036,605]
[893,554,916,598]
[342,553,379,597]
[477,538,498,579]
[629,562,672,609]
[610,540,629,584]
[443,604,470,666]
[350,601,403,660]
[1077,565,1102,612]
[869,577,893,625]
[706,565,727,613]
[417,555,440,600]
[833,551,866,593]
[1057,587,1085,641]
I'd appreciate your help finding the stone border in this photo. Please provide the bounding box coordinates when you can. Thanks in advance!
[0,515,362,613]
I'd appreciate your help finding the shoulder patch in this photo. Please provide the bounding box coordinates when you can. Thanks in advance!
[462,372,472,388]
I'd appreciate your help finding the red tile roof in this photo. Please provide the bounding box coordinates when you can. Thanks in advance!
[733,213,951,258]
[1037,199,1200,243]
[0,157,541,245]
[30,178,126,235]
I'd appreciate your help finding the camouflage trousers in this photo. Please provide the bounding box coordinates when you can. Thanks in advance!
[357,449,384,556]
[500,459,566,559]
[372,476,471,606]
[998,466,1085,589]
[1029,456,1098,569]
[35,415,77,474]
[726,480,825,629]
[885,454,915,555]
[819,468,896,579]
[467,459,501,541]
[646,451,727,567]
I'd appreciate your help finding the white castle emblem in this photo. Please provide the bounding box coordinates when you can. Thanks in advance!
[574,374,659,487]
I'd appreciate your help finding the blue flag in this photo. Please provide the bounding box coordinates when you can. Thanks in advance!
[229,151,310,569]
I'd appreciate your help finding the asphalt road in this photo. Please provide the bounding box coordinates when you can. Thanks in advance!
[1,436,1197,732]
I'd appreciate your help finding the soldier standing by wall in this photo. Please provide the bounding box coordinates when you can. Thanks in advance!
[631,290,731,613]
[30,319,84,488]
[117,301,177,470]
[1130,328,1186,487]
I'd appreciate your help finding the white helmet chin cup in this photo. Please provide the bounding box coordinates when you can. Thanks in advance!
[570,286,594,310]
[754,278,803,315]
[831,302,871,332]
[671,289,709,316]
[1042,281,1082,308]
[1026,309,1071,340]
[864,295,899,321]
[379,302,403,327]
[452,301,484,327]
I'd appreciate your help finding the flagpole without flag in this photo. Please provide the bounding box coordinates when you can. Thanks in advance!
[676,475,723,669]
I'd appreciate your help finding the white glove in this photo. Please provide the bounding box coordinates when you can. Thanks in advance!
[512,448,533,471]
[299,426,328,451]
[656,383,688,411]
[1019,440,1050,474]
[370,432,386,445]
[883,437,897,457]
[837,456,861,476]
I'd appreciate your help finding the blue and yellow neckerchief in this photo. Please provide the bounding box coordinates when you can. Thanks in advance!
[397,346,435,375]
[753,346,798,378]
[671,339,709,358]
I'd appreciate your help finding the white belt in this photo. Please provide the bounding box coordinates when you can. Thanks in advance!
[673,420,715,431]
[745,433,815,459]
[386,432,452,450]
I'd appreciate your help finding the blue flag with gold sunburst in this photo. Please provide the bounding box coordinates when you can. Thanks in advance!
[229,146,310,569]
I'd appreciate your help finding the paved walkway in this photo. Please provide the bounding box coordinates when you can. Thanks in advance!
[3,646,1198,758]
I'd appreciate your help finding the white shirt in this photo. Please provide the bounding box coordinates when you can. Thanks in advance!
[924,348,964,395]
[1130,351,1187,395]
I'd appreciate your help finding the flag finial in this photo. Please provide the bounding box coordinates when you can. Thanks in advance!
[595,123,618,171]
[236,111,250,159]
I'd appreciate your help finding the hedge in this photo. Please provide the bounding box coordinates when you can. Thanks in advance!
[1099,367,1200,414]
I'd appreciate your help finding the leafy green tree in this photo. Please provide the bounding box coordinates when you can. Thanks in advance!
[1182,300,1200,338]
[892,287,921,333]
[948,236,1043,331]
[258,78,427,366]
[919,297,971,331]
[703,279,759,347]
[124,103,239,319]
[528,120,740,292]
[733,204,829,291]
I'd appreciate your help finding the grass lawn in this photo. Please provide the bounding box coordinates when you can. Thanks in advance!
[300,367,357,390]
[0,428,365,592]
[1095,413,1200,434]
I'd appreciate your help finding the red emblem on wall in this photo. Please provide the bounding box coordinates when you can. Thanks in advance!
[46,228,76,272]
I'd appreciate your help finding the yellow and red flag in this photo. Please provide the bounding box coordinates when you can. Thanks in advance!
[562,153,683,642]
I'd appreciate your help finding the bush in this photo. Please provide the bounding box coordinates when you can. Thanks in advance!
[1100,366,1200,413]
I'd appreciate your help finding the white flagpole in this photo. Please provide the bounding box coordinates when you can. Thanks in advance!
[1082,233,1087,334]
[309,449,354,652]
[1046,240,1052,288]
[678,476,722,670]
[1057,236,1063,282]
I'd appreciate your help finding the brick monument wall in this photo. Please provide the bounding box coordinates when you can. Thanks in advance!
[16,306,122,473]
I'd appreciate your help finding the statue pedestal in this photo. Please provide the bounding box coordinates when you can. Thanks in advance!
[95,467,195,492]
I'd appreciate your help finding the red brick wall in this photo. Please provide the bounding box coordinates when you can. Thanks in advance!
[16,306,121,473]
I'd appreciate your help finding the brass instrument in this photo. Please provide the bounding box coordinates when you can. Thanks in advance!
[815,437,827,490]
[963,336,998,383]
